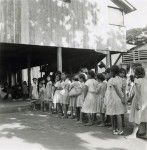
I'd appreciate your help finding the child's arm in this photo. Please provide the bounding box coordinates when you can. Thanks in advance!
[135,83,142,110]
[83,85,88,99]
[113,84,125,104]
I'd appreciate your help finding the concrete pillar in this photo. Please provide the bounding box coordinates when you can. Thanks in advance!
[27,55,31,98]
[106,51,111,68]
[57,47,62,72]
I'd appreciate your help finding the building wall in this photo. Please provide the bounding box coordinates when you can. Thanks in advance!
[0,0,126,52]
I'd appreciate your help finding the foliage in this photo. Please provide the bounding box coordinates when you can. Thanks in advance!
[127,26,147,46]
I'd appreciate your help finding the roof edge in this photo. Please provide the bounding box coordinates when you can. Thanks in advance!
[111,0,136,14]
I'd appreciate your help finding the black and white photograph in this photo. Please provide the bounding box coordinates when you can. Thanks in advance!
[0,0,147,150]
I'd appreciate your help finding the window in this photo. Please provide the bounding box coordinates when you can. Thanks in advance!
[108,6,124,26]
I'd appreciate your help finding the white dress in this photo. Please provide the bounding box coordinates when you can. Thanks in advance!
[81,79,98,114]
[31,83,39,100]
[105,76,126,115]
[53,81,62,104]
[129,78,147,124]
[60,79,71,104]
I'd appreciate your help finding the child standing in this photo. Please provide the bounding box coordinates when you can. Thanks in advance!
[128,66,147,139]
[38,80,46,111]
[22,81,28,100]
[105,66,126,135]
[44,75,53,113]
[81,70,98,126]
[31,78,39,100]
[118,68,127,134]
[103,68,111,126]
[96,73,107,127]
[76,74,86,123]
[53,74,63,116]
[60,72,71,118]
[69,75,80,119]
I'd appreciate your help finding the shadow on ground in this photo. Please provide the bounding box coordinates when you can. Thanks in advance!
[0,111,145,150]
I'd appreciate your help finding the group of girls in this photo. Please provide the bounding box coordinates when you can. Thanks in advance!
[31,65,147,138]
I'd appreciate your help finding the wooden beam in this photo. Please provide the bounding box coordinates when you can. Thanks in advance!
[57,47,62,72]
[106,51,111,68]
[113,53,122,66]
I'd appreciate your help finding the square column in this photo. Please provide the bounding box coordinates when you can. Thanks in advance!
[57,47,62,72]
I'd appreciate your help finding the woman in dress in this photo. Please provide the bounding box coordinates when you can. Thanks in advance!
[81,70,98,126]
[128,66,147,139]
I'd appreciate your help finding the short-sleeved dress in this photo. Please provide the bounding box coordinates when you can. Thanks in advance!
[53,81,62,104]
[96,82,107,114]
[105,76,126,115]
[129,78,147,124]
[31,83,39,100]
[39,87,45,101]
[81,79,98,114]
[44,81,53,102]
[60,79,71,105]
[76,82,85,107]
[69,81,80,107]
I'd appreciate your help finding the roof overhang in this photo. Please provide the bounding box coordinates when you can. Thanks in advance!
[111,0,136,14]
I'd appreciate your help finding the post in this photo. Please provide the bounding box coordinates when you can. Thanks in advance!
[106,51,111,68]
[27,54,31,98]
[57,47,62,72]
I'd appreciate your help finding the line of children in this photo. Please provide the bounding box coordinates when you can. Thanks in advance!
[30,65,147,139]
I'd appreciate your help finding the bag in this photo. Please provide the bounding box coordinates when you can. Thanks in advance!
[69,87,81,97]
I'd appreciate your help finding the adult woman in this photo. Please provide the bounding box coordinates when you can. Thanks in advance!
[81,70,98,126]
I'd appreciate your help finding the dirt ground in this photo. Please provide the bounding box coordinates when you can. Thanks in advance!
[0,111,146,150]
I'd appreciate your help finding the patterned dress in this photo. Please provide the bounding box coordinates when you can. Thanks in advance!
[44,81,53,102]
[81,79,98,114]
[96,82,107,114]
[76,82,85,107]
[105,76,126,116]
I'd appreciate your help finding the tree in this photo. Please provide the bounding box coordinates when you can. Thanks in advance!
[127,26,147,46]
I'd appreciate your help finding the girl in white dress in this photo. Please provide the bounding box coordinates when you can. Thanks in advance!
[53,74,63,116]
[105,66,126,135]
[31,78,39,100]
[60,72,71,118]
[44,75,53,113]
[81,70,98,126]
[128,66,147,139]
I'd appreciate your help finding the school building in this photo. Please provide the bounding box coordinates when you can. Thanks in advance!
[0,0,136,87]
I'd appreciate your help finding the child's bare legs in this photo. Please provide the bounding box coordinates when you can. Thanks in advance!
[41,101,44,111]
[111,115,118,134]
[85,113,94,126]
[98,113,105,126]
[117,114,125,134]
[49,101,53,114]
[63,104,68,118]
[127,123,139,138]
[70,106,74,119]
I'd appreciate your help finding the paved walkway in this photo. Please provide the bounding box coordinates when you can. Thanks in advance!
[0,111,146,150]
